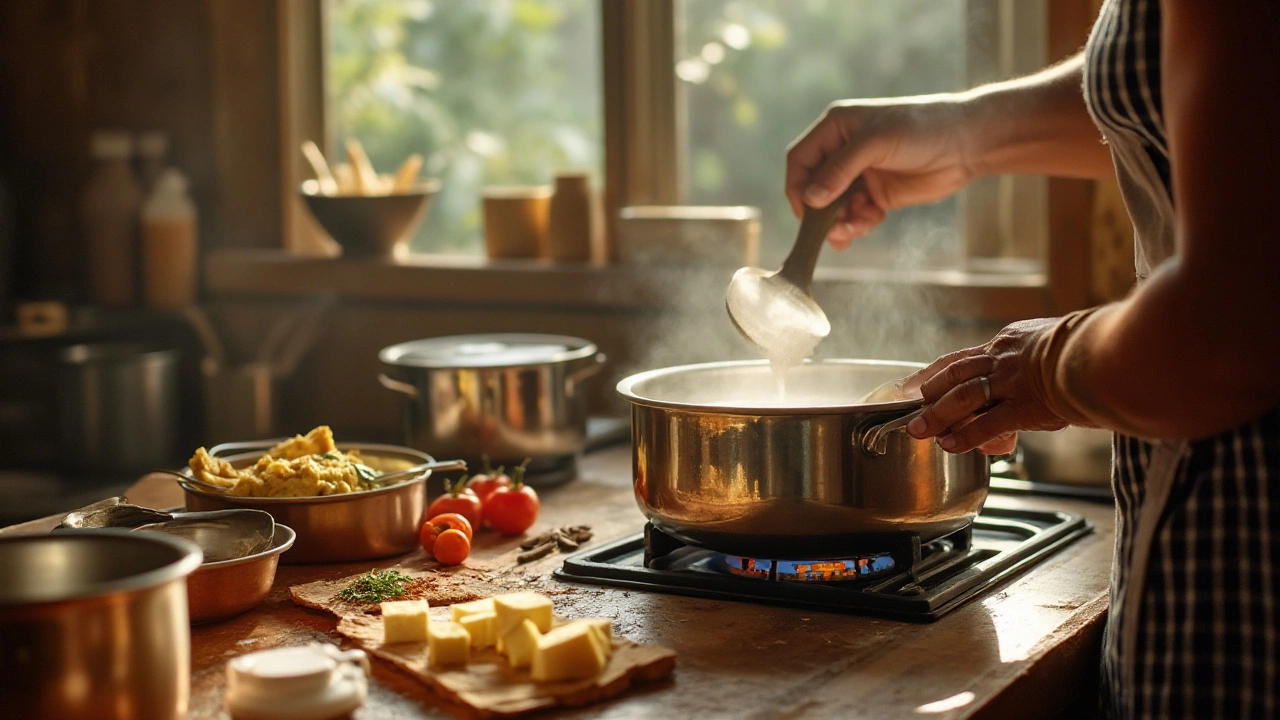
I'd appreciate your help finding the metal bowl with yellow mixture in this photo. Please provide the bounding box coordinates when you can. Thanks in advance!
[179,427,465,563]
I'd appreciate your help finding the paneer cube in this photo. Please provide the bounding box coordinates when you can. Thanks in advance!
[531,622,607,682]
[428,621,471,667]
[493,591,554,636]
[565,618,614,659]
[458,611,498,649]
[449,597,495,623]
[380,599,430,644]
[500,618,542,669]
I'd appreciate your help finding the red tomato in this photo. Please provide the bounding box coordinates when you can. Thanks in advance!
[483,464,539,535]
[465,462,512,504]
[426,478,483,529]
[433,528,470,565]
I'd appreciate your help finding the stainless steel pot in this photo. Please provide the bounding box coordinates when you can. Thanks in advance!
[618,359,990,559]
[58,342,181,473]
[378,333,606,473]
[0,530,203,720]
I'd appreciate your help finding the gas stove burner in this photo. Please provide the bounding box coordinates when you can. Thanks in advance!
[717,551,899,582]
[554,505,1093,621]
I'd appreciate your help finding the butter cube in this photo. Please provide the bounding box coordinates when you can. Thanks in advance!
[531,622,606,682]
[449,597,495,623]
[428,621,471,667]
[500,618,542,669]
[566,618,614,658]
[493,591,554,635]
[380,599,430,644]
[458,611,497,649]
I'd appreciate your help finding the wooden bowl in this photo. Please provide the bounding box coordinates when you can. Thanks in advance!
[300,179,441,257]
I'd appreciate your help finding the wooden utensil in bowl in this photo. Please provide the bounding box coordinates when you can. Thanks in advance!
[300,178,441,257]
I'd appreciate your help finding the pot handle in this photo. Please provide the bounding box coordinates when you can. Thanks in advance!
[565,353,607,395]
[858,407,926,456]
[377,373,420,400]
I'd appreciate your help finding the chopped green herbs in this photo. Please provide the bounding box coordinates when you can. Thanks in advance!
[316,451,382,484]
[337,568,413,603]
[354,463,380,483]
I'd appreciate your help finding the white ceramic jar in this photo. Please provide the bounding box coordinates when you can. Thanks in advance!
[225,643,369,720]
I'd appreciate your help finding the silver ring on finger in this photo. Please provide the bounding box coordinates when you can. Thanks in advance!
[978,375,992,404]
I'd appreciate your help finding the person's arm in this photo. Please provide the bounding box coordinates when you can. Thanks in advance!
[1047,1,1280,439]
[787,52,1113,247]
[958,52,1115,181]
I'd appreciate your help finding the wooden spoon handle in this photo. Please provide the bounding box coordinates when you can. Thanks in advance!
[777,178,864,290]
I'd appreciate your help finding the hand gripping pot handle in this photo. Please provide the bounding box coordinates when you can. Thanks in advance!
[858,407,926,456]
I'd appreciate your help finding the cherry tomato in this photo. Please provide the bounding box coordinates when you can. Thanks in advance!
[483,464,539,535]
[433,528,470,565]
[419,513,474,555]
[429,512,473,541]
[465,457,512,504]
[420,521,443,555]
[426,477,483,529]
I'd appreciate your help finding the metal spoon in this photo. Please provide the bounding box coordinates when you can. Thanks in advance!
[151,468,234,494]
[726,181,860,356]
[366,458,467,486]
[56,500,276,562]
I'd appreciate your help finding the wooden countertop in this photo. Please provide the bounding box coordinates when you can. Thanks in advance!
[4,445,1114,719]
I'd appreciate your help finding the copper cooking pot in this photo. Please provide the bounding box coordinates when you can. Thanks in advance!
[0,531,203,719]
[617,359,990,559]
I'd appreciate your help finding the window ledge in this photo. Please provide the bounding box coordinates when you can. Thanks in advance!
[204,249,1050,321]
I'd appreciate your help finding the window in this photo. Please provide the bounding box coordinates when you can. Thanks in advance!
[681,0,966,270]
[327,0,602,254]
[303,0,1071,301]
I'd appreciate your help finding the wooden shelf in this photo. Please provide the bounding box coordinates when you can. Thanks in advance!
[204,249,1051,322]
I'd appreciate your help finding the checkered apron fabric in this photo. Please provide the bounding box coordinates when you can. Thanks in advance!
[1085,1,1280,717]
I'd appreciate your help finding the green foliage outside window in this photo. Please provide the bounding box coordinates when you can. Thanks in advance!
[682,0,965,268]
[329,0,601,254]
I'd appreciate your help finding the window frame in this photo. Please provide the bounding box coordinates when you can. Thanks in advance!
[273,0,1098,320]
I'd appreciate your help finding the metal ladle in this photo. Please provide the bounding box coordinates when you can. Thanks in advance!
[57,498,277,563]
[726,182,860,355]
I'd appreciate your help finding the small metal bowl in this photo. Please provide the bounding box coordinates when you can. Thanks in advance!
[188,524,295,625]
[179,442,455,563]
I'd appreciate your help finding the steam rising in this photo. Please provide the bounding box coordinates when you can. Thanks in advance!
[623,214,969,386]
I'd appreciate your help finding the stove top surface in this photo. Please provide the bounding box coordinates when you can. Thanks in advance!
[554,505,1092,621]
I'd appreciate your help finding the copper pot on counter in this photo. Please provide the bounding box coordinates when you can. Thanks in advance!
[0,530,202,720]
[617,359,990,559]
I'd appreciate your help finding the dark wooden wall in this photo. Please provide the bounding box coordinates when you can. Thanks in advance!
[0,0,282,302]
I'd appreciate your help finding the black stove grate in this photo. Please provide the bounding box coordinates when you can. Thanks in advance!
[553,506,1092,621]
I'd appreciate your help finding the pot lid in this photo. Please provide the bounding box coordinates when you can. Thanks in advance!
[379,333,597,369]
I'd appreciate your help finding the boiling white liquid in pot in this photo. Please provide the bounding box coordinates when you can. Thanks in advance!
[725,268,829,397]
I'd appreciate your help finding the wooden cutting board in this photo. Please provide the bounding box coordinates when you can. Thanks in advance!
[290,560,676,718]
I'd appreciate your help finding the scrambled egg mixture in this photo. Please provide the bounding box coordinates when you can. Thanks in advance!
[188,426,381,497]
